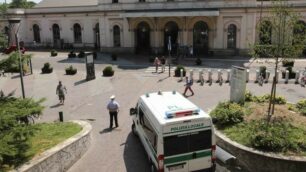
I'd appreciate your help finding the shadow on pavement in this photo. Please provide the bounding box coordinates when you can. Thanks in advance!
[124,132,150,172]
[74,79,88,86]
[99,128,113,134]
[50,103,62,108]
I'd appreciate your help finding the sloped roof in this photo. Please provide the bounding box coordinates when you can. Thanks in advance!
[34,0,98,8]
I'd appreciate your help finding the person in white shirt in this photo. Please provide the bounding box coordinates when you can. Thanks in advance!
[107,95,120,129]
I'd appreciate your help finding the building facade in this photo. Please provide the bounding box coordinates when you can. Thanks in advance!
[5,0,306,56]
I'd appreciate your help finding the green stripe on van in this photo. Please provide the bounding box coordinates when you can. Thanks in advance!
[164,150,211,165]
[164,126,211,135]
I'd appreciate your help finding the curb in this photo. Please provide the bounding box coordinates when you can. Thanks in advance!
[215,130,306,172]
[12,120,92,172]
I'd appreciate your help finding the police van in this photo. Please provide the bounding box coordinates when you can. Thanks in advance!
[130,91,216,172]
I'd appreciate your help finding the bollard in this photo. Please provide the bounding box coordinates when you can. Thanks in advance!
[276,70,279,83]
[59,111,64,122]
[180,69,183,81]
[255,69,259,83]
[217,69,221,83]
[226,69,230,83]
[208,69,212,84]
[265,70,270,83]
[295,70,300,84]
[190,69,194,80]
[285,70,289,84]
[198,69,204,82]
[246,69,250,83]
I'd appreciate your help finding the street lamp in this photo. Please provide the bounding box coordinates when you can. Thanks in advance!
[9,18,25,98]
[167,36,171,77]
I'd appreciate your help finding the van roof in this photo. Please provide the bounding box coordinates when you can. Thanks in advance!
[140,91,211,125]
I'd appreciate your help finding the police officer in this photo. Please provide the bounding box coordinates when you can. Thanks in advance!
[107,95,120,129]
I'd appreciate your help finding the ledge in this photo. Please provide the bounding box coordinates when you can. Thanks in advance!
[215,130,306,172]
[12,120,92,172]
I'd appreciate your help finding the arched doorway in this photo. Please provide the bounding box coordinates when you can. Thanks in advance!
[164,21,179,55]
[33,24,41,43]
[136,21,151,54]
[227,24,237,49]
[113,25,121,47]
[193,21,209,55]
[94,23,100,49]
[52,24,60,46]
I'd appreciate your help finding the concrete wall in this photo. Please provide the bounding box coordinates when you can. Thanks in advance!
[13,120,92,172]
[215,130,306,172]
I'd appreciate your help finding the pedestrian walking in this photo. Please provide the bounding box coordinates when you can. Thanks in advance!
[183,76,194,96]
[107,95,120,129]
[153,57,160,73]
[56,81,67,105]
[160,56,166,73]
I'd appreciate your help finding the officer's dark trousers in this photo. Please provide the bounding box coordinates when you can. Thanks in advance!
[109,111,118,128]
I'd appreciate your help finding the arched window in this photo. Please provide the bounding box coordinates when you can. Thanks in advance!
[52,24,61,42]
[73,23,82,43]
[227,24,237,49]
[259,21,272,45]
[33,24,41,43]
[113,25,120,47]
[193,21,209,55]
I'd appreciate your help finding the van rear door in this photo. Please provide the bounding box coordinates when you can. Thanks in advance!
[163,129,212,172]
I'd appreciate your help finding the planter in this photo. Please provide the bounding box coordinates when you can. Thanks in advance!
[103,66,114,77]
[41,68,53,74]
[66,69,77,75]
[68,52,77,58]
[215,130,306,172]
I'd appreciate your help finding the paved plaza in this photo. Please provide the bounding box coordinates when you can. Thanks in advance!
[0,51,306,172]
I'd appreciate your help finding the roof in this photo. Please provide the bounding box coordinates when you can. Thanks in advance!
[34,0,98,8]
[140,91,211,125]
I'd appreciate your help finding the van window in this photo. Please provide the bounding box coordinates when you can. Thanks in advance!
[140,108,157,152]
[164,130,212,156]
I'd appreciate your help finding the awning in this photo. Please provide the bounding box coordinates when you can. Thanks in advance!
[120,11,219,18]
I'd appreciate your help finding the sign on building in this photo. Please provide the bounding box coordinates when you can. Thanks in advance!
[230,66,247,103]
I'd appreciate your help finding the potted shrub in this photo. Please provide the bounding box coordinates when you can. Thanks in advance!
[282,66,296,79]
[78,51,85,58]
[103,66,114,76]
[41,62,53,74]
[68,51,76,58]
[282,59,294,67]
[65,65,77,75]
[51,49,58,57]
[174,65,186,77]
[111,53,117,61]
[195,58,202,66]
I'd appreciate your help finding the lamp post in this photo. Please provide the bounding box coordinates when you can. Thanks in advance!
[167,36,171,77]
[9,18,25,98]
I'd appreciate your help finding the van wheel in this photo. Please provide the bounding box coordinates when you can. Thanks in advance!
[131,123,138,136]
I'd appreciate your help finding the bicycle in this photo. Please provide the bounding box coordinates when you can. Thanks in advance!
[258,73,264,86]
[300,76,306,87]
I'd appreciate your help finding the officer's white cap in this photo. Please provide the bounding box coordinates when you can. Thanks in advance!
[110,95,115,99]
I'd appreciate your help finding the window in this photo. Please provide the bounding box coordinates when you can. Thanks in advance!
[112,0,118,3]
[73,23,82,43]
[259,21,272,45]
[113,25,121,47]
[33,24,41,43]
[139,0,145,2]
[139,107,157,152]
[227,24,237,49]
[52,24,60,42]
[164,130,212,156]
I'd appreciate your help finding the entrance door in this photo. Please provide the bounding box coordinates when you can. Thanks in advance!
[136,22,151,54]
[193,21,209,56]
[164,21,179,55]
[52,24,61,48]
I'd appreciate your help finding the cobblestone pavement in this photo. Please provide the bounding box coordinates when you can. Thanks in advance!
[0,51,305,172]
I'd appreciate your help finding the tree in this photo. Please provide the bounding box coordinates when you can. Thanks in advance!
[9,0,36,9]
[251,0,306,122]
[0,91,45,170]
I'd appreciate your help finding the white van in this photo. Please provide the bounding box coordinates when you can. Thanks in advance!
[130,91,216,172]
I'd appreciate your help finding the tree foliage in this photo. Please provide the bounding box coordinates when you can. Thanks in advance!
[0,52,32,73]
[0,91,45,170]
[9,0,36,9]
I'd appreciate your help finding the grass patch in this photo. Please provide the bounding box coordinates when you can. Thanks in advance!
[2,122,82,171]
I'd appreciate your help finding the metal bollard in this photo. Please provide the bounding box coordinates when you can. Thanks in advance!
[59,111,64,122]
[190,69,194,80]
[208,69,212,84]
[295,70,300,84]
[255,69,260,83]
[246,69,249,83]
[217,69,221,83]
[265,70,270,83]
[276,70,279,83]
[198,69,203,81]
[226,69,230,83]
[285,70,289,84]
[180,69,183,81]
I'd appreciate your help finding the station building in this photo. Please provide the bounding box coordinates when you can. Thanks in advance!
[3,0,306,56]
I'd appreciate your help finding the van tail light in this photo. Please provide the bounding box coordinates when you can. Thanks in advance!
[158,154,164,172]
[211,145,216,164]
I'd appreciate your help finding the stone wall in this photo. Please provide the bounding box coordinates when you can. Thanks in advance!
[216,130,306,172]
[13,120,92,172]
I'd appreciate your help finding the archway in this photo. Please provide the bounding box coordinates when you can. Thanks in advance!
[136,21,151,54]
[193,21,209,55]
[52,24,60,43]
[164,21,179,54]
[33,24,41,43]
[227,24,237,49]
